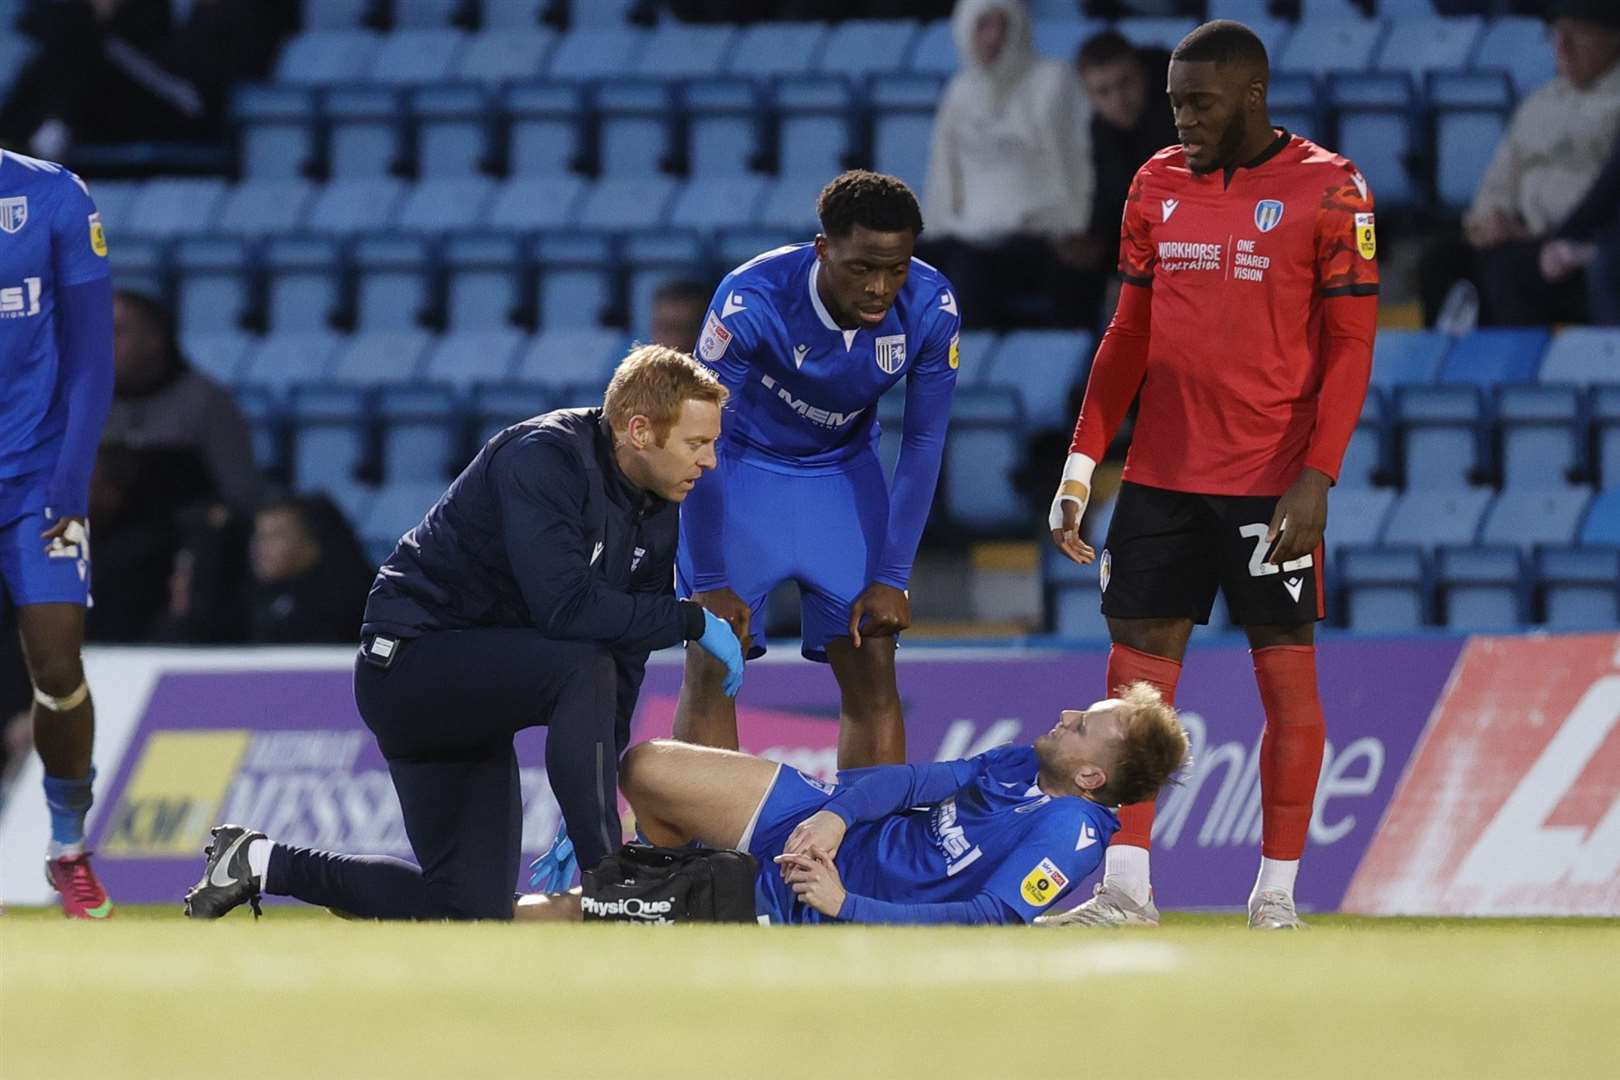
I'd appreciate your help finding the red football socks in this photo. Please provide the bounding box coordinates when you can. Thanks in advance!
[1253,644,1327,861]
[1106,643,1182,851]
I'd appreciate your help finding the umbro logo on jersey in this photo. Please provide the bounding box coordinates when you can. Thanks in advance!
[721,292,746,319]
[0,196,27,234]
[1284,576,1304,603]
[793,344,809,369]
[1161,198,1179,222]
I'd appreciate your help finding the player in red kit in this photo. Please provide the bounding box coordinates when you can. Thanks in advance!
[1040,21,1378,930]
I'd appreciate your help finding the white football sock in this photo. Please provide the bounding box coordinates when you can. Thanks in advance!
[1102,844,1152,906]
[1250,857,1299,906]
[247,838,273,891]
[46,840,85,860]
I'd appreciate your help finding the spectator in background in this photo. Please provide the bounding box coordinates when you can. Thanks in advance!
[922,0,1096,329]
[1539,133,1620,325]
[648,278,712,353]
[1420,1,1620,327]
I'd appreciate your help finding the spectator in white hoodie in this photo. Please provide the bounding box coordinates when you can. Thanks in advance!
[922,0,1097,329]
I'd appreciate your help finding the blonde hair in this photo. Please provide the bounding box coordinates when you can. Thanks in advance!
[602,345,728,445]
[1096,681,1191,806]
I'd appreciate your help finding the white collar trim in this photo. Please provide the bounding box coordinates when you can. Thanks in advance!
[807,258,842,333]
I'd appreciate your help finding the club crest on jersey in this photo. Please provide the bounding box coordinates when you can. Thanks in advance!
[1254,199,1284,233]
[0,197,27,234]
[698,311,732,363]
[874,334,906,375]
[1099,549,1111,592]
[1020,858,1069,907]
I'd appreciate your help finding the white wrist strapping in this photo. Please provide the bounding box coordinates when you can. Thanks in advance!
[1048,453,1098,530]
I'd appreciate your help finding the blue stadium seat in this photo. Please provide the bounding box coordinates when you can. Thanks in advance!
[533,232,616,329]
[394,0,460,27]
[622,231,708,339]
[173,237,255,335]
[1326,488,1395,553]
[214,180,317,237]
[411,84,493,179]
[424,329,525,386]
[376,382,461,483]
[1268,74,1322,143]
[983,330,1090,429]
[945,387,1025,531]
[276,32,383,86]
[1337,387,1386,490]
[817,20,920,78]
[595,80,677,177]
[1278,19,1385,75]
[241,331,341,390]
[1381,487,1492,547]
[1538,546,1620,630]
[1208,0,1269,16]
[725,23,828,78]
[1472,16,1555,96]
[639,23,736,81]
[350,235,433,331]
[470,381,551,442]
[484,176,586,231]
[1440,328,1549,387]
[774,77,856,181]
[1327,73,1417,208]
[1539,328,1620,386]
[394,178,496,233]
[876,383,905,482]
[755,176,825,233]
[956,330,1001,375]
[361,481,447,565]
[1238,19,1293,66]
[1338,544,1428,632]
[367,29,467,86]
[571,0,640,26]
[713,230,798,273]
[1374,17,1483,81]
[306,178,407,235]
[907,20,957,76]
[330,330,433,384]
[1299,0,1368,18]
[263,236,344,333]
[870,75,941,191]
[1117,18,1199,52]
[1047,542,1108,640]
[1579,488,1620,546]
[1394,384,1485,490]
[126,179,226,236]
[300,0,370,30]
[517,329,628,388]
[1029,19,1100,63]
[289,382,371,491]
[683,80,766,177]
[325,86,405,178]
[1478,488,1591,554]
[183,331,253,385]
[667,177,767,231]
[546,27,647,81]
[442,234,530,332]
[502,83,586,176]
[1436,544,1526,631]
[454,30,553,85]
[481,0,544,29]
[1428,71,1514,209]
[106,236,168,298]
[83,180,141,237]
[232,382,286,476]
[0,32,34,100]
[1593,385,1620,489]
[1495,384,1585,488]
[233,85,319,180]
[575,177,676,231]
[1370,328,1447,390]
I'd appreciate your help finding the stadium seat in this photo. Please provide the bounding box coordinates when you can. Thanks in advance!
[1337,388,1386,490]
[482,0,545,29]
[306,178,407,235]
[470,380,551,442]
[907,20,957,76]
[330,330,433,384]
[667,177,767,231]
[289,382,372,492]
[394,0,460,28]
[1440,328,1549,387]
[183,331,253,385]
[756,176,825,232]
[233,382,286,476]
[595,80,677,177]
[376,382,462,483]
[870,75,942,191]
[1278,19,1386,75]
[394,177,496,233]
[518,329,628,389]
[276,32,383,86]
[1495,384,1585,488]
[1381,488,1493,547]
[1538,546,1620,630]
[301,0,370,30]
[361,481,448,565]
[533,232,616,329]
[1238,19,1293,66]
[955,330,1001,375]
[1371,329,1447,390]
[1327,73,1417,208]
[876,382,906,482]
[1428,71,1514,209]
[639,23,737,81]
[454,29,553,85]
[1436,544,1526,631]
[1592,385,1620,488]
[1478,488,1591,554]
[546,27,647,81]
[1325,488,1395,554]
[350,235,434,331]
[1029,19,1100,63]
[442,233,531,331]
[484,176,586,231]
[214,180,317,237]
[83,180,141,237]
[983,330,1090,429]
[233,85,319,180]
[1374,16,1483,81]
[1394,384,1485,490]
[816,20,920,78]
[575,177,676,231]
[1268,73,1322,143]
[1338,544,1428,632]
[945,387,1025,531]
[125,178,226,236]
[411,84,493,178]
[368,29,467,86]
[725,23,829,78]
[423,329,525,386]
[106,236,168,299]
[1117,18,1199,51]
[1538,327,1620,386]
[621,230,708,335]
[1579,488,1620,546]
[503,83,587,176]
[1472,16,1556,97]
[173,237,256,335]
[325,86,405,178]
[0,31,33,100]
[683,80,766,177]
[774,77,857,181]
[570,0,640,27]
[241,331,341,390]
[263,236,344,333]
[715,228,800,271]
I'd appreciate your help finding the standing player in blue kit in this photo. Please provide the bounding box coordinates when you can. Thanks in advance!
[676,171,961,768]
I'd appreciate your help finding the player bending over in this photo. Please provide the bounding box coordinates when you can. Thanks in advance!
[524,684,1188,926]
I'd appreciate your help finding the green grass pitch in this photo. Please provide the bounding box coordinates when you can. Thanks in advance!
[4,906,1617,1080]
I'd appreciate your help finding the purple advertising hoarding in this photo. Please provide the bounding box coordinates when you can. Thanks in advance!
[88,638,1462,911]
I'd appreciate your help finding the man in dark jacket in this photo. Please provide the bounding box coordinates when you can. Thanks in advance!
[184,347,745,921]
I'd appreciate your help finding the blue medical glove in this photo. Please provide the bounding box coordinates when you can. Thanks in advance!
[697,609,745,697]
[527,831,578,892]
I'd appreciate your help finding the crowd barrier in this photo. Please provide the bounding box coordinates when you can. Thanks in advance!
[1,635,1615,915]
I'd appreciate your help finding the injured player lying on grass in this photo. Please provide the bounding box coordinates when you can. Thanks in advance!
[521,684,1190,925]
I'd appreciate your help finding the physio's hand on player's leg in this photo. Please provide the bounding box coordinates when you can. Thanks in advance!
[783,809,846,860]
[694,587,752,655]
[774,850,846,918]
[697,609,745,697]
[1264,467,1331,566]
[1049,492,1095,566]
[847,583,910,649]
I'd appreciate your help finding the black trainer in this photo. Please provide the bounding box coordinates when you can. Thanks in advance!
[184,825,266,919]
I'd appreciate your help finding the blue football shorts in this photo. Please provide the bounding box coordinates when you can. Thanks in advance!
[0,479,92,607]
[737,763,841,926]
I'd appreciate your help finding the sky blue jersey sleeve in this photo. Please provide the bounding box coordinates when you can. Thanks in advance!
[982,805,1107,924]
[876,290,960,589]
[46,174,113,517]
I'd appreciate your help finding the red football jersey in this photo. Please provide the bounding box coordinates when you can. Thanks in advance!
[1100,132,1379,496]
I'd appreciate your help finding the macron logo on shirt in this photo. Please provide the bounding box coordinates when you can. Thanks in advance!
[721,292,746,319]
[1161,199,1180,222]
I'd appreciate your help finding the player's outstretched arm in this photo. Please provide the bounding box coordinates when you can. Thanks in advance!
[818,757,983,828]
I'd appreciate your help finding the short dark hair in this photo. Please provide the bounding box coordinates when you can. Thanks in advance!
[1171,19,1269,79]
[651,278,711,309]
[1078,30,1139,72]
[816,170,924,239]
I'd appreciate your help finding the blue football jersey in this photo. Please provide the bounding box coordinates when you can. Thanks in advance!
[836,746,1119,923]
[0,151,110,483]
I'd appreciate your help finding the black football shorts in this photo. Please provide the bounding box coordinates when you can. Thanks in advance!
[1099,482,1325,626]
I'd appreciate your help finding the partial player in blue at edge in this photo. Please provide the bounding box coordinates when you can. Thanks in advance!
[676,170,962,768]
[0,150,117,917]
